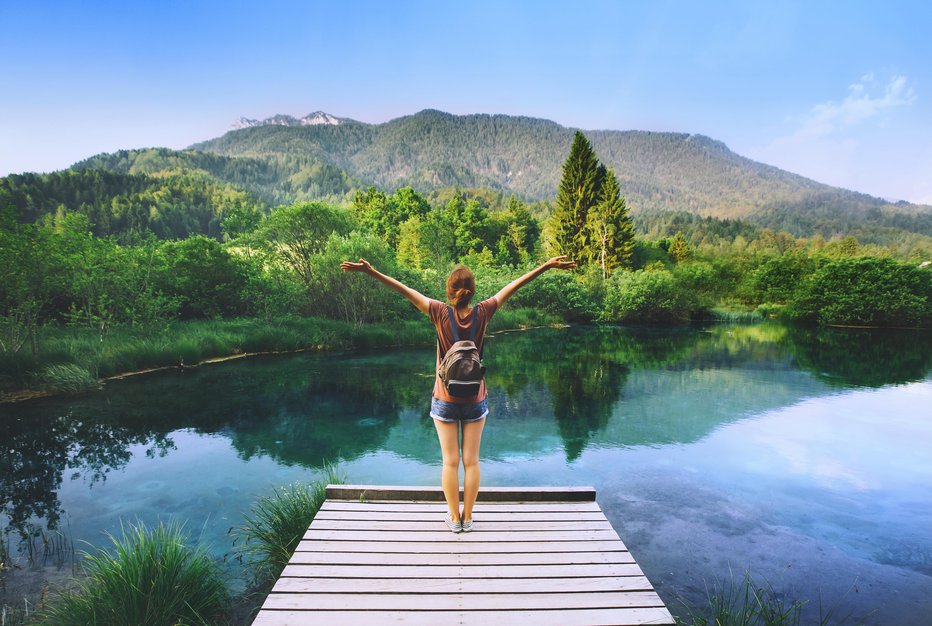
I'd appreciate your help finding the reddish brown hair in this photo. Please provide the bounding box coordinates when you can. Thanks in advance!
[446,266,475,307]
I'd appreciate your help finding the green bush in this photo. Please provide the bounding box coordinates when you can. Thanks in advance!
[601,268,695,324]
[237,466,345,581]
[789,257,932,327]
[508,270,599,321]
[307,231,416,324]
[749,253,817,304]
[38,521,229,626]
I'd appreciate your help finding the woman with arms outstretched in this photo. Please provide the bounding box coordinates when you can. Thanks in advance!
[340,256,576,531]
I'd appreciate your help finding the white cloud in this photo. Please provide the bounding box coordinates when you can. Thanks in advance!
[747,74,919,197]
[793,74,915,140]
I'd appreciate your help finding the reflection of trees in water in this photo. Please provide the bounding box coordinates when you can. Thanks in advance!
[0,351,432,539]
[1,410,173,539]
[487,327,697,460]
[786,326,932,388]
[6,325,929,542]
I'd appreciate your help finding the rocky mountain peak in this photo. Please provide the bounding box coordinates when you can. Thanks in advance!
[232,111,343,130]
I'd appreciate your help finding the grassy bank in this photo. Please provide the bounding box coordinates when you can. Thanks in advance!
[0,307,561,398]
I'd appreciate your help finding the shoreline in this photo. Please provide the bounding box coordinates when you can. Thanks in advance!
[0,322,565,405]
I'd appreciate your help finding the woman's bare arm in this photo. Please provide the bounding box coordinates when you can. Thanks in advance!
[340,258,431,314]
[493,255,577,307]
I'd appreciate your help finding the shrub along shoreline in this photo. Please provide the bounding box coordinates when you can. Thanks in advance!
[0,307,562,401]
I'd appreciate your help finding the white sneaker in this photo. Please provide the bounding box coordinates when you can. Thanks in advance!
[444,514,462,533]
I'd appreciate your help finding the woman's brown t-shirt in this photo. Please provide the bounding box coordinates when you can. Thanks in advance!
[428,297,498,403]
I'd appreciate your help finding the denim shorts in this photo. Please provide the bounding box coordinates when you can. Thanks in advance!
[430,397,489,423]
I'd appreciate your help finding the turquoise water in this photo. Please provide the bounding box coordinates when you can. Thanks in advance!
[2,324,931,623]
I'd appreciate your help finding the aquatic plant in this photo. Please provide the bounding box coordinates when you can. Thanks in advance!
[37,520,228,626]
[236,464,346,581]
[37,363,97,393]
[676,569,864,626]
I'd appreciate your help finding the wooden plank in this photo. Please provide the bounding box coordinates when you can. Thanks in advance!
[308,519,614,532]
[287,550,636,566]
[315,509,608,521]
[326,484,597,502]
[295,539,631,554]
[271,575,657,594]
[256,486,673,626]
[319,501,603,513]
[251,607,674,626]
[279,563,645,579]
[303,529,621,542]
[262,591,666,611]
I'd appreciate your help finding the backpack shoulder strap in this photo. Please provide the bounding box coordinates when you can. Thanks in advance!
[447,306,461,342]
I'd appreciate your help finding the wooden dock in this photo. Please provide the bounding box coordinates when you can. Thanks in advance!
[252,485,674,625]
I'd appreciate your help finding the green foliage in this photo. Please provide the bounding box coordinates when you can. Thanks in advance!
[38,520,229,626]
[2,167,266,240]
[236,467,345,581]
[507,270,599,321]
[307,231,420,324]
[353,186,431,248]
[587,168,635,275]
[749,253,817,304]
[549,131,604,260]
[256,201,355,286]
[159,236,248,319]
[601,268,696,324]
[677,570,808,626]
[673,261,721,310]
[38,363,98,393]
[789,257,932,327]
[668,232,691,263]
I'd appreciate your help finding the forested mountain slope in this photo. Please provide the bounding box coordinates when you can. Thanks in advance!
[4,109,931,242]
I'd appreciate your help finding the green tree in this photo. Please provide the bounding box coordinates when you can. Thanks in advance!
[419,208,455,275]
[548,131,604,260]
[160,236,248,319]
[354,186,430,248]
[257,202,355,287]
[668,232,690,264]
[307,232,417,324]
[453,199,491,258]
[494,196,541,267]
[587,168,634,276]
[0,221,64,355]
[601,268,696,324]
[789,257,932,327]
[396,216,424,269]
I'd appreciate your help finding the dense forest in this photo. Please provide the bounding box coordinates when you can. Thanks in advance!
[2,123,931,394]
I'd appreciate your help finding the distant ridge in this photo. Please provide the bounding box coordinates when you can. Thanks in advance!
[187,109,930,238]
[6,108,928,245]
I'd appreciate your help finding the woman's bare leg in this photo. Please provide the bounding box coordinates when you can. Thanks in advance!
[433,418,462,522]
[460,417,486,522]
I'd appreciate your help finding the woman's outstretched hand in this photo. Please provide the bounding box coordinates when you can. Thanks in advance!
[340,258,373,273]
[546,255,577,270]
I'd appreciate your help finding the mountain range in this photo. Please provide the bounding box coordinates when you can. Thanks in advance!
[7,109,932,243]
[191,109,932,236]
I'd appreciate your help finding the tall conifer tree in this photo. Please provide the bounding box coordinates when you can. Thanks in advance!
[588,168,635,276]
[550,132,603,260]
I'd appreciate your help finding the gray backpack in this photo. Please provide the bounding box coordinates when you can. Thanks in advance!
[437,306,486,398]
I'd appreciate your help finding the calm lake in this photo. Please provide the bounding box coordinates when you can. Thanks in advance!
[2,323,931,624]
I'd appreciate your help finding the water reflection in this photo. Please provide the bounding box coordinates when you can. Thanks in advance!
[2,324,931,542]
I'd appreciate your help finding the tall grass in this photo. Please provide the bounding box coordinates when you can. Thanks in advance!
[37,520,228,626]
[676,569,862,626]
[3,310,556,396]
[235,465,346,582]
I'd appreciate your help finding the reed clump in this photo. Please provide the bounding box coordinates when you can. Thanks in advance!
[36,520,228,626]
[235,465,346,582]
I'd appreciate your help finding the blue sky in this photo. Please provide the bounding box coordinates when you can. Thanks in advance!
[2,0,930,203]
